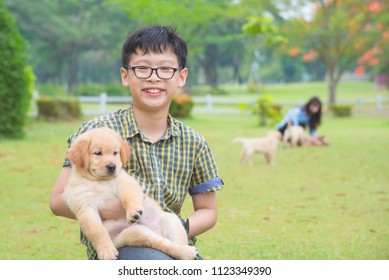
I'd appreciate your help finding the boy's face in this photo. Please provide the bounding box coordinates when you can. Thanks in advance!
[120,49,188,112]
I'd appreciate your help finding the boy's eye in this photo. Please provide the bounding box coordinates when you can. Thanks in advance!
[159,67,172,73]
[136,66,149,73]
[94,151,102,156]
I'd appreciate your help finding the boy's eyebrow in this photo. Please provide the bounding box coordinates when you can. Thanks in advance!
[130,58,178,66]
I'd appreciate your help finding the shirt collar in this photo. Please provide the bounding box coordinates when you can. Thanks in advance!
[125,106,181,140]
[125,105,141,139]
[165,114,182,139]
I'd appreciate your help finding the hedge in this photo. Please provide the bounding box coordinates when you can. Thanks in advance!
[37,97,82,121]
[331,104,353,117]
[0,0,34,138]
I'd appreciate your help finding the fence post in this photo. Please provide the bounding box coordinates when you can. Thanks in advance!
[377,94,382,112]
[100,92,107,114]
[206,93,213,113]
[31,89,39,117]
[33,89,39,100]
[357,96,362,110]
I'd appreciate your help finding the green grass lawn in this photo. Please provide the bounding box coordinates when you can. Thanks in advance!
[182,114,389,259]
[0,111,388,260]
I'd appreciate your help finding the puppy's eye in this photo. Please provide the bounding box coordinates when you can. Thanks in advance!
[113,151,118,156]
[94,151,102,156]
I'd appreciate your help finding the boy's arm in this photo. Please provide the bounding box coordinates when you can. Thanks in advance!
[187,191,218,238]
[50,166,126,220]
[50,166,76,219]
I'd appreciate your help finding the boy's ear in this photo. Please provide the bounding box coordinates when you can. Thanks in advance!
[120,67,130,87]
[177,67,188,89]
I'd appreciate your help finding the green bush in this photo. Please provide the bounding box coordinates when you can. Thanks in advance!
[255,94,282,126]
[169,93,194,118]
[37,97,82,121]
[331,104,353,117]
[0,0,34,138]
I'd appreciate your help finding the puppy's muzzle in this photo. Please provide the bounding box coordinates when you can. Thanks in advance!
[106,163,116,174]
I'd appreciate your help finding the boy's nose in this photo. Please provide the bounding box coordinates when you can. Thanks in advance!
[147,69,161,80]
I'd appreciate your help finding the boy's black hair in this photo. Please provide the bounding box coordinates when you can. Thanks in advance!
[121,25,187,68]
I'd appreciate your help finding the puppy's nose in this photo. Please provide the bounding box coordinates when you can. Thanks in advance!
[106,163,116,173]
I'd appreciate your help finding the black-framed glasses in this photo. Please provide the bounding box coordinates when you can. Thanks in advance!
[127,65,182,80]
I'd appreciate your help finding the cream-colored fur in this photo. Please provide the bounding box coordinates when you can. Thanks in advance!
[282,122,308,147]
[63,127,197,260]
[233,131,281,165]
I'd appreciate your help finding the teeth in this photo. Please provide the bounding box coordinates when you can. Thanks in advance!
[146,89,162,93]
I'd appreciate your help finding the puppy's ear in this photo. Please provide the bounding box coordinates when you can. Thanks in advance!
[120,139,131,168]
[67,137,90,170]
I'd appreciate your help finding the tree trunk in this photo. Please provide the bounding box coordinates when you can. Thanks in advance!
[205,45,218,87]
[247,50,261,84]
[195,44,219,88]
[67,53,79,92]
[329,76,337,106]
[232,55,243,84]
[327,65,340,106]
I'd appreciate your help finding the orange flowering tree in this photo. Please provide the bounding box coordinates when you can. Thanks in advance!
[284,0,388,105]
[356,3,389,85]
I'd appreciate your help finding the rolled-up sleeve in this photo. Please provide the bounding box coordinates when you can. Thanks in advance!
[189,177,224,195]
[189,138,224,195]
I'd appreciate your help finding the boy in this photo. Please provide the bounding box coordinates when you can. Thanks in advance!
[49,25,224,260]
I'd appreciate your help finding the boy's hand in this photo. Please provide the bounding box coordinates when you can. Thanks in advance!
[99,198,126,220]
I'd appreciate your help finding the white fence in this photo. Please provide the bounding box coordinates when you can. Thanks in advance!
[31,92,389,116]
[79,93,389,116]
[79,93,256,115]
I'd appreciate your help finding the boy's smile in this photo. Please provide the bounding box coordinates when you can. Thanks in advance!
[143,87,165,97]
[144,88,163,94]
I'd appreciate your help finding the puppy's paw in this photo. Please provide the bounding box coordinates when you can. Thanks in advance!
[126,208,143,224]
[97,245,118,260]
[176,245,198,260]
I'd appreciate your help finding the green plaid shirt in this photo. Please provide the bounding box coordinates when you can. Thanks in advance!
[63,105,224,259]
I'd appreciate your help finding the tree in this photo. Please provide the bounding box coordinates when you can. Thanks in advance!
[242,15,287,84]
[110,0,249,88]
[6,0,129,90]
[6,0,293,89]
[354,1,389,86]
[284,0,387,105]
[0,0,34,138]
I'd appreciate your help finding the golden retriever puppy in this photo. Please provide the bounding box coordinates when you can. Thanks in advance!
[233,130,281,165]
[282,122,308,147]
[63,127,197,260]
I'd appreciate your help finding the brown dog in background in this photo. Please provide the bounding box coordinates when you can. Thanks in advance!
[282,122,308,147]
[283,122,329,147]
[63,127,197,260]
[233,131,281,165]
